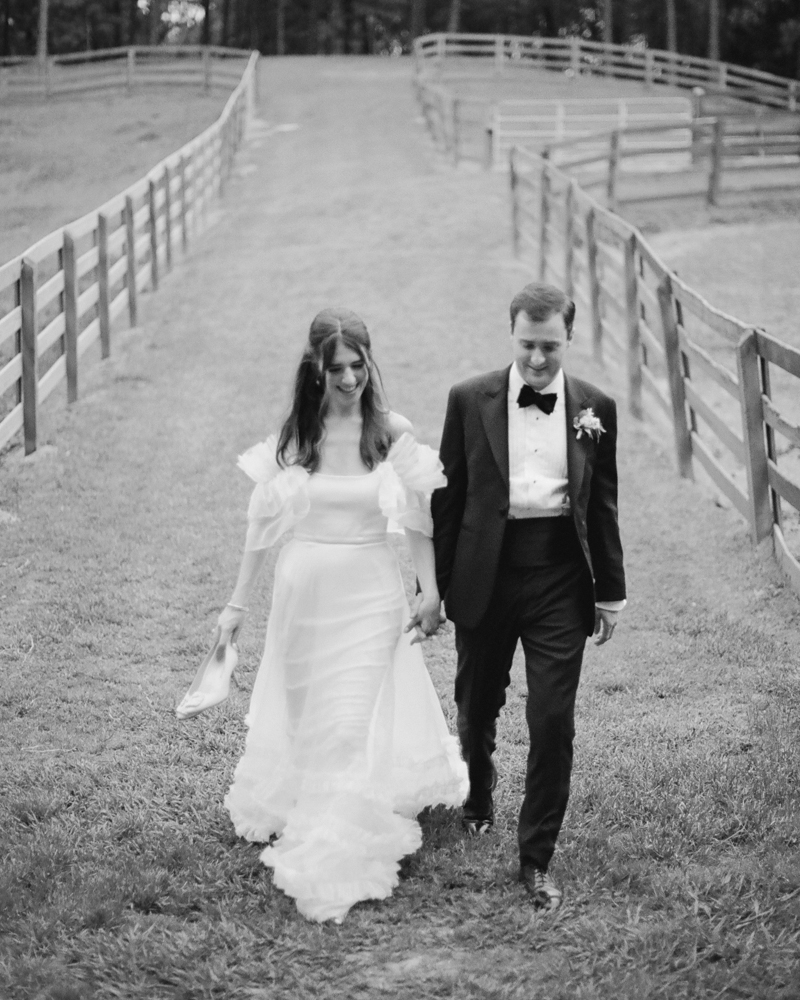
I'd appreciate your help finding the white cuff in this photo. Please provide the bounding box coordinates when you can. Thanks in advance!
[595,599,626,613]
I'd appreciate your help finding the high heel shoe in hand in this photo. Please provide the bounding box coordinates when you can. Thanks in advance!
[176,628,239,720]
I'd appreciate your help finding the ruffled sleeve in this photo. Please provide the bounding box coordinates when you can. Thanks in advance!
[237,434,310,550]
[377,432,447,537]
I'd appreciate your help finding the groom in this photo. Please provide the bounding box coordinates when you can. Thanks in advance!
[431,282,626,911]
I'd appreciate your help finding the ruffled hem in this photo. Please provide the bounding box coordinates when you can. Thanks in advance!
[260,790,423,923]
[392,736,470,817]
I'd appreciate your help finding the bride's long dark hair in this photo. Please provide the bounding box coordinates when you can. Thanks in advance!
[276,308,392,473]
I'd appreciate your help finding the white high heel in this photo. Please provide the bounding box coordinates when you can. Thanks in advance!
[176,628,239,720]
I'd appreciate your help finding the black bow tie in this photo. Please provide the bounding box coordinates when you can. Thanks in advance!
[517,384,557,414]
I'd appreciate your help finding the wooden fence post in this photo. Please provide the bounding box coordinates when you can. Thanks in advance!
[538,155,551,282]
[179,154,189,252]
[148,178,159,291]
[451,98,460,165]
[510,148,520,258]
[483,125,494,170]
[20,259,38,455]
[790,80,798,113]
[126,47,135,91]
[585,207,603,363]
[97,212,111,358]
[623,233,642,418]
[63,234,79,403]
[606,130,620,212]
[564,180,576,298]
[494,36,505,73]
[569,36,580,77]
[644,49,654,87]
[736,330,773,544]
[124,195,138,327]
[163,166,172,272]
[707,117,724,206]
[203,47,212,91]
[658,274,693,479]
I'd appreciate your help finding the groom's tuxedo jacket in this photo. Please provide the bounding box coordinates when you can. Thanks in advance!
[432,366,626,634]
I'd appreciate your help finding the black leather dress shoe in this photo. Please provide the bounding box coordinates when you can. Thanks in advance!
[461,764,498,837]
[519,865,563,911]
[462,816,493,836]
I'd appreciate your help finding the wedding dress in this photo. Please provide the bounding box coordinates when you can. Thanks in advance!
[224,432,468,923]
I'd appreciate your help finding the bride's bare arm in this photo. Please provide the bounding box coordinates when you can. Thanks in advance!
[217,546,270,642]
[404,528,441,644]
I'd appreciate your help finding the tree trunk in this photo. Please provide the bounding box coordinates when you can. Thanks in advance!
[602,0,613,46]
[37,0,49,64]
[202,0,211,45]
[276,0,286,54]
[149,0,162,45]
[330,0,344,53]
[410,0,425,39]
[221,0,231,46]
[3,0,12,56]
[666,0,677,52]
[708,0,720,61]
[307,0,319,53]
[342,0,353,53]
[447,0,460,33]
[127,0,138,45]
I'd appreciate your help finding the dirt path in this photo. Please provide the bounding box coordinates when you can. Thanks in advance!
[1,57,798,999]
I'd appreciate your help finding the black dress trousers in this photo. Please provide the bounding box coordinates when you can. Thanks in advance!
[454,516,592,871]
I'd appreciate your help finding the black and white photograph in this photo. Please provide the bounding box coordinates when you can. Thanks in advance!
[1,1,799,997]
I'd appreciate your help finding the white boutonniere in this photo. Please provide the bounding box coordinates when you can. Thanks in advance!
[573,408,605,442]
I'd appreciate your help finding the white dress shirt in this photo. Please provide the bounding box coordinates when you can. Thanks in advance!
[508,364,569,519]
[507,363,625,614]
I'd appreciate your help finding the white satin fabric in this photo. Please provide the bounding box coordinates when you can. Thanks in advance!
[224,433,468,923]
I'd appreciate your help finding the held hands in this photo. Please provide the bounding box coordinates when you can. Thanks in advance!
[217,603,247,645]
[593,608,619,646]
[405,593,445,646]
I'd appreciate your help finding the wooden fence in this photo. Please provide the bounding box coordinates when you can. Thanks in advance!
[414,33,800,188]
[0,48,258,457]
[415,33,799,112]
[0,46,249,100]
[542,117,800,210]
[509,142,800,597]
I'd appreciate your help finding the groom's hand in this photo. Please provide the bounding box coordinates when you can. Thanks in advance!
[593,608,618,646]
[405,594,444,645]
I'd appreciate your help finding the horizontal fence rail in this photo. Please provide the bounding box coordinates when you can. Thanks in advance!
[0,46,249,100]
[414,32,800,189]
[542,117,800,210]
[415,33,799,112]
[509,139,800,597]
[0,47,258,458]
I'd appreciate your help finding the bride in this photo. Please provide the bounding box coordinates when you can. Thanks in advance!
[197,307,467,923]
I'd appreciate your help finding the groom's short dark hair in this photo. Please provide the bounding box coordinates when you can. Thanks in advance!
[510,283,575,336]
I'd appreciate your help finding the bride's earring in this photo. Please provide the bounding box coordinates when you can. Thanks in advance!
[176,628,239,720]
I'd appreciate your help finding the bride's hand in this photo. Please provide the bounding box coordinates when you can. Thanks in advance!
[405,594,443,645]
[217,604,247,644]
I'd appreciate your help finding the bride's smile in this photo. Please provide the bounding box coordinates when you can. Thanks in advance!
[325,343,368,409]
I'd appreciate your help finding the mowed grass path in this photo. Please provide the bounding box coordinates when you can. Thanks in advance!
[1,57,799,1000]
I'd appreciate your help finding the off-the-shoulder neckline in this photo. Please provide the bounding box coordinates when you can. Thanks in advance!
[314,470,378,479]
[311,433,417,478]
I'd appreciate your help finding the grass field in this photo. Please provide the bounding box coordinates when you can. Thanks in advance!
[0,88,229,264]
[1,57,799,1000]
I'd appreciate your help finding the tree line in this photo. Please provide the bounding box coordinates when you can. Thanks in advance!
[3,1,799,80]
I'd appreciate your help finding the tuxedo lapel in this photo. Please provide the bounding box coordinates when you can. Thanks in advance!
[564,373,590,511]
[478,368,510,488]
